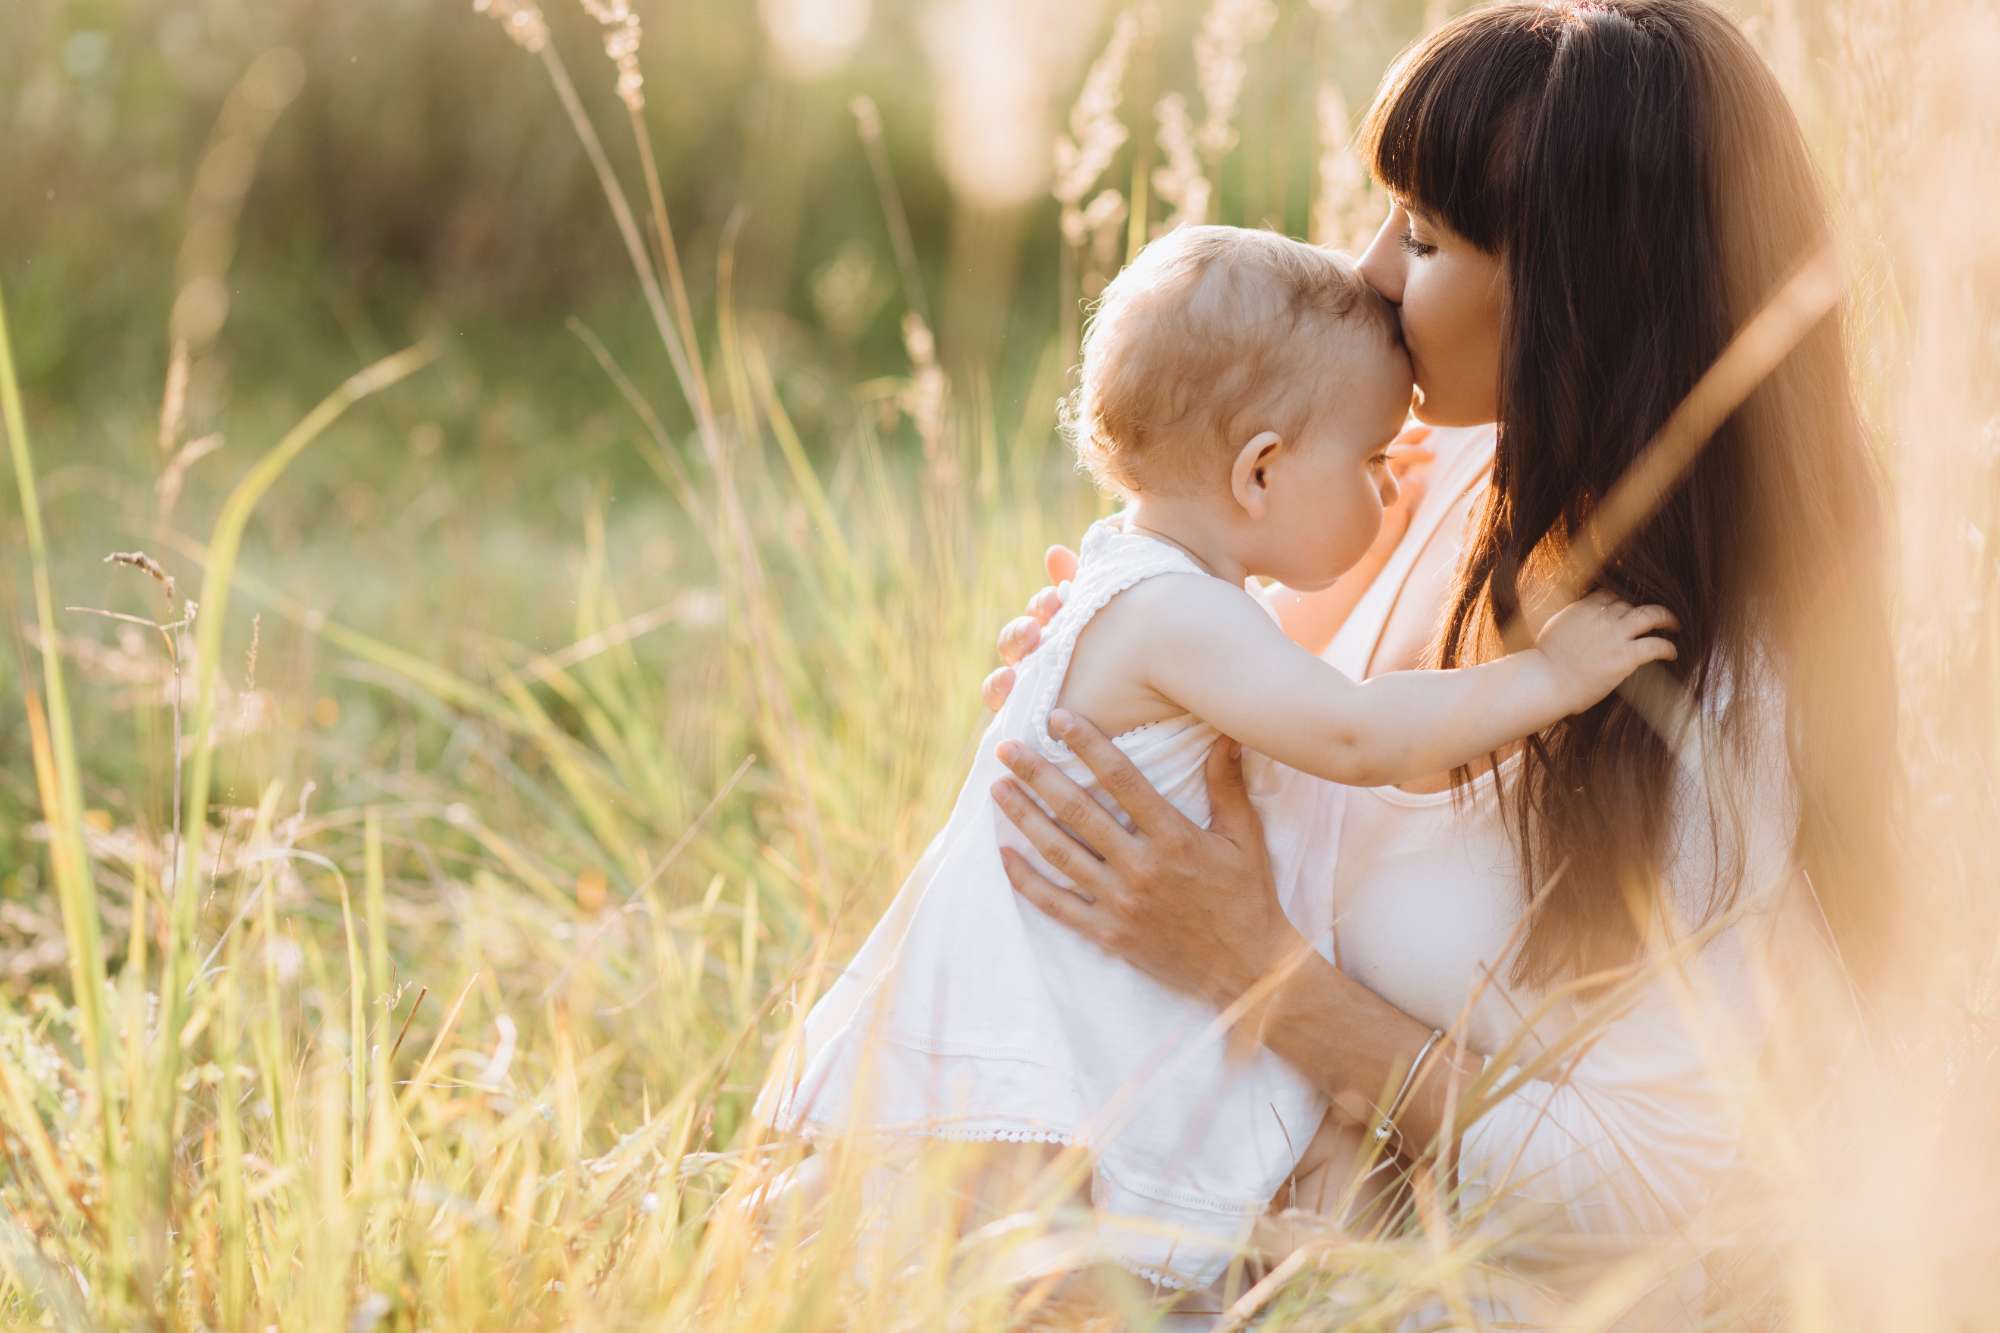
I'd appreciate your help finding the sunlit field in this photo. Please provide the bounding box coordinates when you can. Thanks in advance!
[2,0,1996,1327]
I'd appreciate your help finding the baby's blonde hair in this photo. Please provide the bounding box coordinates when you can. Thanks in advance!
[1060,224,1397,495]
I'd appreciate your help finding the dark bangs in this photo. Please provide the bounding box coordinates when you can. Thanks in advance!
[1359,9,1561,253]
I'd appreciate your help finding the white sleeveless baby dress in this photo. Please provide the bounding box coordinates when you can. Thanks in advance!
[752,513,1347,1290]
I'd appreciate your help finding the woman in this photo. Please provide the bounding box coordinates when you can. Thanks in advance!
[981,0,1897,1321]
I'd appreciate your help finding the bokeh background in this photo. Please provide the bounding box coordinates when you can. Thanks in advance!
[2,0,1997,1327]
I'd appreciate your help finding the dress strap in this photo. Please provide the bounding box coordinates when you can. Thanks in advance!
[1024,514,1210,762]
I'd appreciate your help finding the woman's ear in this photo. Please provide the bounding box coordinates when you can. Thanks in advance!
[1230,430,1284,518]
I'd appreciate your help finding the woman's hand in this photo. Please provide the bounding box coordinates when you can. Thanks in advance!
[993,716,1483,1159]
[980,545,1079,711]
[989,710,1302,1009]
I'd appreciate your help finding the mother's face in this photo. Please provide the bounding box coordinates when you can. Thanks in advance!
[1355,200,1506,428]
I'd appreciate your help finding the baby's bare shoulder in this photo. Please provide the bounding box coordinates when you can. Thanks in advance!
[1057,573,1258,733]
[1073,573,1270,675]
[1092,573,1270,643]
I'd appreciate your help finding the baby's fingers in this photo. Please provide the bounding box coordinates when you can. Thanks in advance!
[1619,602,1679,636]
[1630,635,1679,666]
[998,615,1043,665]
[1026,585,1064,624]
[981,665,1018,711]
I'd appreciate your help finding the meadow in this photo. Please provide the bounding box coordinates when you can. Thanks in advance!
[2,0,1997,1327]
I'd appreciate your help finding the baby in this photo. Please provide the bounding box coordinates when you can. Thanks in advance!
[752,225,1676,1291]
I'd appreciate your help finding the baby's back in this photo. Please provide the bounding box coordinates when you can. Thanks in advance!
[756,515,1346,1290]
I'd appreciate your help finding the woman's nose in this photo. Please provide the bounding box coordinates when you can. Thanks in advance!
[1355,207,1406,306]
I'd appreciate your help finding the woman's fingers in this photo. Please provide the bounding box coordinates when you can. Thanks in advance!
[1045,544,1079,586]
[989,772,1121,896]
[1202,739,1264,846]
[1027,585,1064,624]
[992,742,1136,865]
[999,847,1110,945]
[1386,444,1436,477]
[981,665,1017,711]
[997,615,1043,666]
[1045,711,1191,846]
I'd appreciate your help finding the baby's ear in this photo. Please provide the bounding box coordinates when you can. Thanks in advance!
[1229,430,1284,519]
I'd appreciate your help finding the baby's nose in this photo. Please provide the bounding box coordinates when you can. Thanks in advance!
[1378,469,1400,508]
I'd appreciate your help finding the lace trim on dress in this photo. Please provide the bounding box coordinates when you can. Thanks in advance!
[787,1118,1086,1149]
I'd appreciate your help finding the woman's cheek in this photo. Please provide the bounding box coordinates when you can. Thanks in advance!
[1398,275,1446,417]
[1404,268,1494,427]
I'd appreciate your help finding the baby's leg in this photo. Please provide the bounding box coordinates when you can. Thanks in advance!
[736,1140,833,1256]
[1253,1113,1372,1265]
[1285,1112,1370,1216]
[840,1139,1087,1283]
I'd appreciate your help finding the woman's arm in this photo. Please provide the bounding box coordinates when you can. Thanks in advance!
[992,701,1803,1235]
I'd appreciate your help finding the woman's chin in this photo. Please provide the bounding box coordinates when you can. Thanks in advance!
[1410,388,1497,429]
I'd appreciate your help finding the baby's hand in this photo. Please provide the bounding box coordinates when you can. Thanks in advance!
[1531,590,1679,711]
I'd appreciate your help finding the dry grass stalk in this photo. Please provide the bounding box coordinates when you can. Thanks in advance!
[851,96,932,326]
[155,339,188,456]
[473,0,548,53]
[580,0,644,111]
[1054,9,1139,220]
[1148,0,1278,234]
[154,431,222,530]
[1151,92,1210,229]
[1080,188,1130,294]
[102,551,178,608]
[1309,79,1367,251]
[900,312,949,475]
[1192,0,1278,161]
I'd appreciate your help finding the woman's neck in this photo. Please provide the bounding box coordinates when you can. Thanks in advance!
[1120,497,1251,585]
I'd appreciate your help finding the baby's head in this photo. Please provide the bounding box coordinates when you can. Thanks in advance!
[1062,225,1414,589]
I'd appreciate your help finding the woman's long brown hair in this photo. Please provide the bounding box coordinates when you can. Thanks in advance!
[1362,0,1900,989]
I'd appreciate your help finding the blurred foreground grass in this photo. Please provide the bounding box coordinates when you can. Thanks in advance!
[2,0,1998,1328]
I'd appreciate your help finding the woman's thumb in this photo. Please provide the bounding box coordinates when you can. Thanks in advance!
[1206,739,1260,838]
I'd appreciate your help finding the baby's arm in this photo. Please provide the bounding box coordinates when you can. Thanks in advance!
[1130,575,1677,788]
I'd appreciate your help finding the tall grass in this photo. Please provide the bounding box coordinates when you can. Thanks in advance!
[2,0,1996,1328]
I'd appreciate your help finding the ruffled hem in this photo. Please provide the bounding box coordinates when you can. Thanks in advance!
[779,1115,1086,1150]
[756,1114,1231,1293]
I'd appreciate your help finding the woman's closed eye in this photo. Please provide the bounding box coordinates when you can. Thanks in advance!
[1398,228,1438,259]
